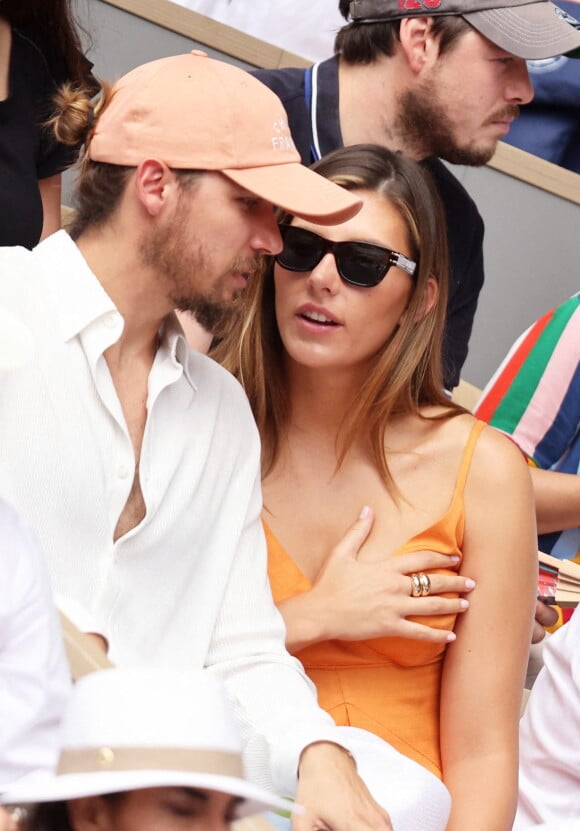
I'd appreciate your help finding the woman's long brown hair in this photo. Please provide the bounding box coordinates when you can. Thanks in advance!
[1,0,93,86]
[214,144,463,493]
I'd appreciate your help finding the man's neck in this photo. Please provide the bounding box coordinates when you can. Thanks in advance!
[76,225,168,362]
[337,55,427,161]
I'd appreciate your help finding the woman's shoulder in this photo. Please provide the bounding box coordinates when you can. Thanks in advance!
[459,415,533,500]
[414,408,527,471]
[414,406,478,447]
[467,416,527,465]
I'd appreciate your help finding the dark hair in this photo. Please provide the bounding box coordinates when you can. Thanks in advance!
[46,81,127,238]
[67,161,135,239]
[335,2,471,64]
[66,163,200,240]
[21,801,72,831]
[215,144,462,489]
[22,794,123,831]
[1,0,93,87]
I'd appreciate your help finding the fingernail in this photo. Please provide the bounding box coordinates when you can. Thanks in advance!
[446,632,456,642]
[459,599,469,609]
[449,555,460,563]
[358,505,371,519]
[464,578,476,589]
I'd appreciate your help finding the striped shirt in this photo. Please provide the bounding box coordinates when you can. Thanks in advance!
[475,293,580,562]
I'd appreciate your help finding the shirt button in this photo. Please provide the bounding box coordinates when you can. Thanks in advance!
[117,465,129,480]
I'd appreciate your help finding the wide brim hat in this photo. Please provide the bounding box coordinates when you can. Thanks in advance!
[1,669,292,819]
[348,1,580,60]
[1,766,291,818]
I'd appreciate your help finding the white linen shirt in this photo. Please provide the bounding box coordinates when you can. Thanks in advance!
[0,499,71,790]
[0,231,338,794]
[515,607,580,828]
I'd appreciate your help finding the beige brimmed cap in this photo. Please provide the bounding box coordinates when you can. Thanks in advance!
[348,0,580,59]
[88,53,361,225]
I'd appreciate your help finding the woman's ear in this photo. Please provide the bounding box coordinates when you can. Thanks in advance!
[415,276,438,322]
[398,276,438,327]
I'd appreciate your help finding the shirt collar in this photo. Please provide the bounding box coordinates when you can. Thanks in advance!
[159,312,198,392]
[33,231,197,391]
[33,231,117,342]
[312,56,344,160]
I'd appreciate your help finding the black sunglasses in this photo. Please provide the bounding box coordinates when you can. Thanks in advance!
[275,224,417,288]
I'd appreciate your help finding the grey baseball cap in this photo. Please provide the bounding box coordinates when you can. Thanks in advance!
[348,0,580,59]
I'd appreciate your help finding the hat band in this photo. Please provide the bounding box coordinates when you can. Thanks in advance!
[57,747,244,778]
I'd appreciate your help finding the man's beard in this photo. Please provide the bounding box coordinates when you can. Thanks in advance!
[140,219,258,335]
[174,256,258,334]
[176,292,239,334]
[396,79,519,167]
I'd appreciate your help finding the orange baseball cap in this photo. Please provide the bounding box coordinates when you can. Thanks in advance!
[88,53,361,225]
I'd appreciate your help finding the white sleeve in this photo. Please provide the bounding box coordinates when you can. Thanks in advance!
[515,608,580,828]
[55,594,109,649]
[0,501,71,790]
[204,458,339,797]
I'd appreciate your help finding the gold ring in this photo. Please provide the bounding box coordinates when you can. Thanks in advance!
[410,573,422,598]
[418,572,431,597]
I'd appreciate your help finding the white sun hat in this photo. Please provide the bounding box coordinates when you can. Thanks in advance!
[1,668,292,819]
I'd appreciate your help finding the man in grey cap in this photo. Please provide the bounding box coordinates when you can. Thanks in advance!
[250,0,580,393]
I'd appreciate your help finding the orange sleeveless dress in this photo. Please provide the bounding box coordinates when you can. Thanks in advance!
[266,420,485,779]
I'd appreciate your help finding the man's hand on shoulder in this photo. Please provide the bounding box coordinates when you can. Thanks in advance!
[293,742,392,831]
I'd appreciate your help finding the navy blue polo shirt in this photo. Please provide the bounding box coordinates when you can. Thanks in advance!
[503,2,580,173]
[255,57,485,390]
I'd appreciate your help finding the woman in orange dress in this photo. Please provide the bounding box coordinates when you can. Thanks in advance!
[216,144,537,830]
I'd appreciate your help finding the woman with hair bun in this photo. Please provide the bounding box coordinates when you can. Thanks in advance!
[0,0,97,249]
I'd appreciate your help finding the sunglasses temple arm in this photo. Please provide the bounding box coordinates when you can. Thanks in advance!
[393,253,417,277]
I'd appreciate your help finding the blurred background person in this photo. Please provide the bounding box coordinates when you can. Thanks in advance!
[0,0,97,248]
[503,1,580,173]
[475,292,580,644]
[515,605,580,829]
[0,307,70,794]
[175,0,343,61]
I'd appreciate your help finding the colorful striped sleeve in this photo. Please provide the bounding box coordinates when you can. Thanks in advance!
[474,294,580,469]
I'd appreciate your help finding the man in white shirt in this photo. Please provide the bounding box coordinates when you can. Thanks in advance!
[0,309,71,792]
[0,499,71,792]
[0,53,398,831]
